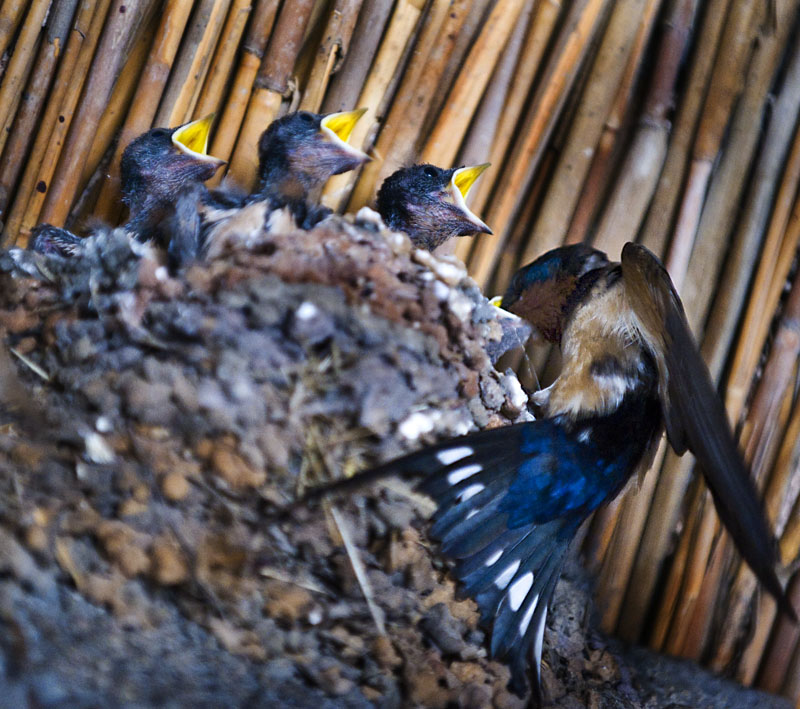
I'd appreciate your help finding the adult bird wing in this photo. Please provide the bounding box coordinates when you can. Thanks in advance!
[620,242,794,619]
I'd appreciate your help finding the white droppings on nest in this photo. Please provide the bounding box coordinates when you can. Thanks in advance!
[432,280,450,302]
[95,416,113,433]
[308,607,323,626]
[155,266,169,282]
[433,260,466,286]
[502,373,529,413]
[414,250,467,287]
[84,432,115,464]
[398,410,441,441]
[295,301,319,320]
[354,206,385,231]
[447,290,473,322]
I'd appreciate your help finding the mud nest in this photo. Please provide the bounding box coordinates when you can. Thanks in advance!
[0,213,789,708]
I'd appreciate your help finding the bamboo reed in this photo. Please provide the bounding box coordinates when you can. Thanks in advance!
[300,0,365,113]
[471,0,611,287]
[595,442,667,632]
[522,0,650,259]
[93,0,196,223]
[639,0,733,257]
[588,0,697,255]
[6,0,112,246]
[458,0,562,269]
[617,0,763,646]
[155,0,232,129]
[207,0,279,184]
[0,0,80,218]
[347,0,472,212]
[757,571,800,693]
[322,0,427,210]
[449,0,536,262]
[0,0,52,142]
[567,0,664,248]
[434,1,534,260]
[79,5,159,203]
[0,0,28,68]
[705,266,800,669]
[420,0,530,169]
[228,0,317,190]
[322,0,395,113]
[39,0,149,227]
[194,0,253,119]
[729,400,800,682]
[665,0,762,285]
[661,5,800,657]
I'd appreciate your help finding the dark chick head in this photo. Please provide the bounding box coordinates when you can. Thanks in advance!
[257,109,369,199]
[120,115,226,218]
[499,244,610,343]
[376,163,492,251]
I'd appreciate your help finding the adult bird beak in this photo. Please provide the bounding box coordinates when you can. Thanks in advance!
[172,114,227,168]
[320,108,371,163]
[450,163,493,234]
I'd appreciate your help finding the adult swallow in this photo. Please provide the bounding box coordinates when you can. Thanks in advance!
[198,108,370,260]
[305,242,794,702]
[376,163,492,251]
[29,115,225,265]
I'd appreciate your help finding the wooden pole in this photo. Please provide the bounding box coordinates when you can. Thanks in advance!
[346,0,472,212]
[39,0,149,227]
[92,0,195,223]
[8,0,112,245]
[471,0,611,287]
[0,0,80,218]
[207,0,280,185]
[300,0,365,113]
[228,0,317,190]
[321,0,426,210]
[155,0,233,128]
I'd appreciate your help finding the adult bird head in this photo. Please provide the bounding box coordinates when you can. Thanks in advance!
[256,109,369,199]
[120,114,226,217]
[376,163,492,251]
[498,244,609,343]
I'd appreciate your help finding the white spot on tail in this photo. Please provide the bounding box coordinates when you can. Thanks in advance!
[518,593,540,636]
[447,463,481,485]
[437,446,473,465]
[485,549,503,567]
[459,483,483,501]
[494,560,520,589]
[509,572,533,611]
[466,509,479,520]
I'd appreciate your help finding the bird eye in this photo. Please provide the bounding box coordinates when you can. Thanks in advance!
[423,166,438,178]
[298,112,315,123]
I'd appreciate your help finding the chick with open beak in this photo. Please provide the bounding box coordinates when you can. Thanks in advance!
[376,163,492,251]
[30,115,225,260]
[199,109,370,260]
[256,108,369,201]
[120,114,226,239]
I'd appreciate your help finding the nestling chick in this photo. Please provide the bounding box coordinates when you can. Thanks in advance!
[201,109,370,260]
[30,115,225,267]
[376,163,492,251]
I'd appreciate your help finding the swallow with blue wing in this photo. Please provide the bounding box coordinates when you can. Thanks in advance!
[199,109,370,260]
[303,241,795,702]
[376,163,492,251]
[29,115,225,264]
